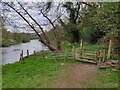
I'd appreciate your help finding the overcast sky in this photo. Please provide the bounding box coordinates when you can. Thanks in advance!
[2,0,119,2]
[1,0,119,33]
[1,1,64,33]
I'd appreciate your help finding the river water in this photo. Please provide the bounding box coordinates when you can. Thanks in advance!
[0,39,48,65]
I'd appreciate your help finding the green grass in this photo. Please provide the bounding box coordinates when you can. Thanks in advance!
[87,69,119,88]
[3,57,57,88]
[2,52,77,88]
[97,69,119,88]
[2,43,120,88]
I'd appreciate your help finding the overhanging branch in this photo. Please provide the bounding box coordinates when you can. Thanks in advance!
[4,2,45,44]
[17,1,50,44]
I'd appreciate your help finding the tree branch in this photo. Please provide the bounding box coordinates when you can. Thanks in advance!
[40,9,57,39]
[17,1,50,44]
[82,2,96,8]
[4,2,45,44]
[75,2,81,22]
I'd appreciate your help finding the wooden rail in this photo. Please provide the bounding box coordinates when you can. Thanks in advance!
[75,49,98,64]
[19,46,107,66]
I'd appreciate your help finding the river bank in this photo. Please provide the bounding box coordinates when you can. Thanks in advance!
[2,42,120,88]
[1,41,120,65]
[1,30,38,47]
[2,51,119,88]
[1,39,47,65]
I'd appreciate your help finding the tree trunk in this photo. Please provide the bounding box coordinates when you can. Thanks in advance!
[46,43,61,52]
[72,30,79,43]
[5,2,62,53]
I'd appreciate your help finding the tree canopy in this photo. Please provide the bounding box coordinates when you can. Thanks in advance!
[1,1,119,54]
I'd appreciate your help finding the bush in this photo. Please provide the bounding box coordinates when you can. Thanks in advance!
[98,35,120,55]
[2,30,32,47]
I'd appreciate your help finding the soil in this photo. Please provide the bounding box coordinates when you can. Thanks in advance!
[54,63,98,88]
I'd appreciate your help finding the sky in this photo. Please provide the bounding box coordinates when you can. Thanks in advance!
[1,0,70,33]
[1,0,119,33]
[1,1,59,33]
[2,0,120,2]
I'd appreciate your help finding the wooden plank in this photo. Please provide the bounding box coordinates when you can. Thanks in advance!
[99,65,111,69]
[81,50,96,53]
[76,58,97,64]
[80,57,95,60]
[85,53,96,56]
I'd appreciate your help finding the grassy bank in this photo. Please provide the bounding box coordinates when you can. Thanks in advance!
[2,52,77,88]
[2,52,119,88]
[2,43,119,88]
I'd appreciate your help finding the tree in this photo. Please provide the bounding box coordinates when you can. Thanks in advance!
[94,2,120,55]
[0,12,5,30]
[78,2,120,54]
[77,2,106,44]
[59,2,82,43]
[58,2,97,43]
[2,1,63,52]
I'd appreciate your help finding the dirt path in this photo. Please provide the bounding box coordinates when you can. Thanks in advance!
[54,63,98,88]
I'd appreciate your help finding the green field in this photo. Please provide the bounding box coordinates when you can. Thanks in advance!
[2,49,119,88]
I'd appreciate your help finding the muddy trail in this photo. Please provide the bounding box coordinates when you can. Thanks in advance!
[54,63,98,88]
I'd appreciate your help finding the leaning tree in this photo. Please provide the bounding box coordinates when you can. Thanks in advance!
[2,1,64,52]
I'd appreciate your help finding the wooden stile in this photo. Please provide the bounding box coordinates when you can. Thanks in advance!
[79,50,82,58]
[102,49,106,62]
[107,40,112,60]
[80,39,83,50]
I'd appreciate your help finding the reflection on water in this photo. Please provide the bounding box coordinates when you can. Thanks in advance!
[0,39,48,65]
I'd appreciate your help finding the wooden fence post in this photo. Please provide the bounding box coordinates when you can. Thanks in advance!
[20,53,22,60]
[80,39,83,50]
[102,49,106,62]
[75,48,78,59]
[27,49,29,56]
[95,50,99,63]
[34,50,36,54]
[22,50,23,59]
[107,40,112,60]
[72,46,75,59]
[22,50,23,58]
[80,50,83,58]
[42,50,45,58]
[64,49,67,60]
[79,39,83,59]
[20,50,23,60]
[80,50,82,59]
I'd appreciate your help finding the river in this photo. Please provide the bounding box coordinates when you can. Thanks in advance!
[0,39,48,65]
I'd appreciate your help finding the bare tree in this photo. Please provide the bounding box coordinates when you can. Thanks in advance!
[2,1,63,52]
